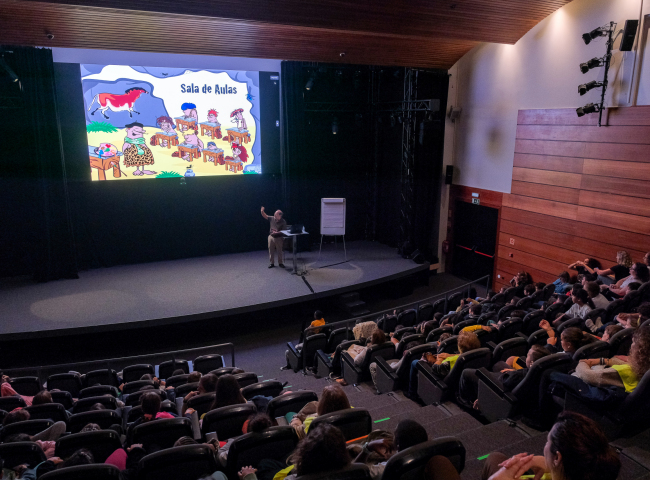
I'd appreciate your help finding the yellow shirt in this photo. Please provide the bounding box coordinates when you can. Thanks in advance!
[310,318,325,333]
[611,364,639,393]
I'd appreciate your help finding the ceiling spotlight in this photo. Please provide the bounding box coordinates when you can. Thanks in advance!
[576,103,600,117]
[332,118,339,135]
[582,27,608,45]
[580,57,603,74]
[305,72,315,91]
[578,80,603,96]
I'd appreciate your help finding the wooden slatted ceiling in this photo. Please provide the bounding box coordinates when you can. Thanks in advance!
[0,0,572,69]
[496,107,650,288]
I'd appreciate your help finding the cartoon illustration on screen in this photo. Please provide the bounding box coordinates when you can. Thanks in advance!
[81,64,262,180]
[88,87,148,119]
[123,122,156,176]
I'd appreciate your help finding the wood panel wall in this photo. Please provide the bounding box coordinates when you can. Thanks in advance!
[494,107,650,291]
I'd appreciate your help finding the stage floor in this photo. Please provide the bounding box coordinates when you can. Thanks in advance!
[0,241,427,338]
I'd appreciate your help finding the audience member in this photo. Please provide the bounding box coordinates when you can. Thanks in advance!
[603,262,649,299]
[552,289,594,327]
[347,329,387,368]
[182,373,218,415]
[568,258,601,276]
[289,384,350,438]
[585,281,610,309]
[594,251,632,285]
[208,374,247,412]
[31,390,53,406]
[601,324,624,342]
[551,271,572,295]
[538,322,586,355]
[483,412,620,480]
[510,271,532,297]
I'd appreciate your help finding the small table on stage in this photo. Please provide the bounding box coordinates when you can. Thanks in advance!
[153,132,179,149]
[226,128,251,144]
[175,116,197,132]
[178,143,201,161]
[280,228,309,274]
[200,122,222,139]
[89,146,122,181]
[203,149,225,165]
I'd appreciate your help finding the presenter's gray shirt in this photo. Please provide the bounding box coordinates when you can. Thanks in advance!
[269,216,287,234]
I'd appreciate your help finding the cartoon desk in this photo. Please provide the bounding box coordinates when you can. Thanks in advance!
[200,122,222,139]
[178,143,201,161]
[226,128,251,145]
[153,132,179,149]
[89,146,122,181]
[175,116,197,132]
[203,148,225,166]
[225,158,244,173]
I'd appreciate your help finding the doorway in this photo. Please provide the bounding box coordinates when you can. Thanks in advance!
[451,200,498,281]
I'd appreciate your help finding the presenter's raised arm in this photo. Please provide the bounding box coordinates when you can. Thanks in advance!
[261,206,269,219]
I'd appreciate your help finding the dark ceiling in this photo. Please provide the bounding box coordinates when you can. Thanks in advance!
[1,0,572,68]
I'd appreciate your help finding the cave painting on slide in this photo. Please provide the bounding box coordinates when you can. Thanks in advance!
[81,64,261,181]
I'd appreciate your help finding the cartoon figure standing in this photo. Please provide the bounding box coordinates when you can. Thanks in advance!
[230,108,247,131]
[88,87,148,119]
[122,122,156,176]
[154,115,178,148]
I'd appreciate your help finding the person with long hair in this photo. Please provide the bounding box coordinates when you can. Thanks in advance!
[603,262,649,299]
[594,251,632,285]
[289,384,351,438]
[483,412,620,480]
[209,374,247,411]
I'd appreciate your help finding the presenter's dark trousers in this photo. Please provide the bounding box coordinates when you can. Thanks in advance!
[268,235,284,265]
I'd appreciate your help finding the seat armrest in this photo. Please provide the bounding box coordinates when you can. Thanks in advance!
[341,351,363,375]
[316,349,332,368]
[486,341,498,351]
[189,410,201,440]
[375,357,397,379]
[275,416,289,426]
[515,332,528,340]
[415,360,442,385]
[476,368,516,403]
[287,342,301,357]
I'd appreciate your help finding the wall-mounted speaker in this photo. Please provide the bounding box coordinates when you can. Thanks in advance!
[445,165,454,185]
[620,19,639,51]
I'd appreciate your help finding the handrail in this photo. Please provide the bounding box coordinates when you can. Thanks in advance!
[303,275,491,337]
[3,343,235,385]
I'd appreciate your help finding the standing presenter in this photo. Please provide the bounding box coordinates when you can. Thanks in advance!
[261,206,287,268]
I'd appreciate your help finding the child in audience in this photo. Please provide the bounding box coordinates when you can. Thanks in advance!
[208,374,247,412]
[539,321,586,355]
[585,281,610,309]
[289,384,351,438]
[523,284,535,297]
[551,271,572,294]
[182,373,218,415]
[283,311,327,370]
[601,324,624,342]
[568,258,601,276]
[217,413,273,467]
[510,271,532,297]
[552,288,594,327]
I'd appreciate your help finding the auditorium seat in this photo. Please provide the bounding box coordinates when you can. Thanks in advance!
[584,308,606,328]
[286,333,327,373]
[193,354,224,374]
[79,385,119,399]
[394,333,425,357]
[40,464,121,480]
[127,400,177,423]
[122,364,154,383]
[377,314,398,334]
[47,373,83,398]
[25,403,69,423]
[381,437,466,480]
[437,335,458,354]
[132,417,193,450]
[72,395,118,413]
[138,444,218,480]
[397,308,418,328]
[431,298,446,315]
[515,296,533,310]
[326,327,354,353]
[489,293,506,305]
[572,340,612,362]
[10,377,42,396]
[122,379,155,394]
[542,283,556,301]
[125,389,165,408]
[529,290,545,305]
[638,281,650,302]
[476,352,573,423]
[623,290,642,312]
[55,430,122,463]
[446,292,464,312]
[309,409,372,441]
[497,304,517,321]
[609,327,634,356]
[67,410,122,434]
[418,302,434,323]
[234,372,259,388]
[296,464,371,480]
[83,369,119,388]
[392,327,416,341]
[0,441,46,469]
[544,302,568,321]
[490,337,528,367]
[165,373,190,389]
[526,329,550,348]
[50,391,74,410]
[241,380,284,400]
[174,382,199,399]
[211,366,239,376]
[605,299,626,323]
[503,287,519,303]
[1,419,53,440]
[426,326,453,343]
[226,426,299,478]
[315,339,360,379]
[186,393,216,417]
[522,310,544,336]
[374,343,434,394]
[340,341,395,385]
[158,359,190,379]
[267,390,318,424]
[416,348,491,404]
[201,403,257,440]
[556,317,581,333]
[452,319,477,335]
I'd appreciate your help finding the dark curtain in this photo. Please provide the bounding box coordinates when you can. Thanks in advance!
[280,61,306,216]
[2,46,78,281]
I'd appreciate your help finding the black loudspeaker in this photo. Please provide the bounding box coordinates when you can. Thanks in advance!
[445,165,454,185]
[409,249,425,264]
[620,19,639,51]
